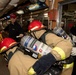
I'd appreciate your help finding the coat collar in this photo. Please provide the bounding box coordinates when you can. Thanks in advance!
[31,29,46,39]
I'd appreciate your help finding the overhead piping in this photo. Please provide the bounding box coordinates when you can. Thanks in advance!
[0,0,11,11]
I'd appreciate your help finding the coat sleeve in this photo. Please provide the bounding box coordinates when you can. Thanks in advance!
[45,33,73,61]
[16,22,24,35]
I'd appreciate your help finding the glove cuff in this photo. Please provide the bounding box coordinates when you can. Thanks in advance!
[28,67,36,75]
[33,53,56,74]
[43,53,56,63]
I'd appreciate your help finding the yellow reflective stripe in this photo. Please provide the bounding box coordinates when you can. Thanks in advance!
[0,46,7,53]
[63,62,74,69]
[53,47,66,60]
[9,42,17,47]
[28,67,36,75]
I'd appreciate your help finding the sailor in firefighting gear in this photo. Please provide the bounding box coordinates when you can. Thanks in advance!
[0,20,73,75]
[0,37,37,75]
[27,20,74,75]
[0,38,19,61]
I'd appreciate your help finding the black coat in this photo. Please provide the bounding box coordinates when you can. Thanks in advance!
[4,22,24,42]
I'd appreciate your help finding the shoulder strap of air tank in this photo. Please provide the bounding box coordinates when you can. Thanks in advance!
[39,29,53,44]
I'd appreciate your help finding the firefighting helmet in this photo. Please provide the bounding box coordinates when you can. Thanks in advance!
[10,13,17,19]
[28,20,45,31]
[0,38,17,53]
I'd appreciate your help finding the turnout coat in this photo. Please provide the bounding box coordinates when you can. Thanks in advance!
[7,30,73,75]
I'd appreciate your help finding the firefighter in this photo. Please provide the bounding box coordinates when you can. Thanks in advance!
[27,20,73,75]
[0,20,73,75]
[0,38,18,61]
[0,37,37,75]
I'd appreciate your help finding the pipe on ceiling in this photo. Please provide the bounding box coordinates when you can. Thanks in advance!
[0,0,11,10]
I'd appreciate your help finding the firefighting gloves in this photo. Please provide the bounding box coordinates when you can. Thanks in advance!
[28,53,56,75]
[71,47,76,56]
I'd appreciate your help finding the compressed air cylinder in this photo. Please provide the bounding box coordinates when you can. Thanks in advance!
[20,35,52,58]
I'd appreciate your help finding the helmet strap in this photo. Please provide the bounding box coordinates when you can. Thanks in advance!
[29,31,38,39]
[32,32,38,39]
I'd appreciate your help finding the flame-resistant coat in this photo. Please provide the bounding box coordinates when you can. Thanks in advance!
[8,30,73,75]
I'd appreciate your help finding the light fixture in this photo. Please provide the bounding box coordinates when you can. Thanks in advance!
[16,10,24,14]
[44,13,48,17]
[39,0,45,2]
